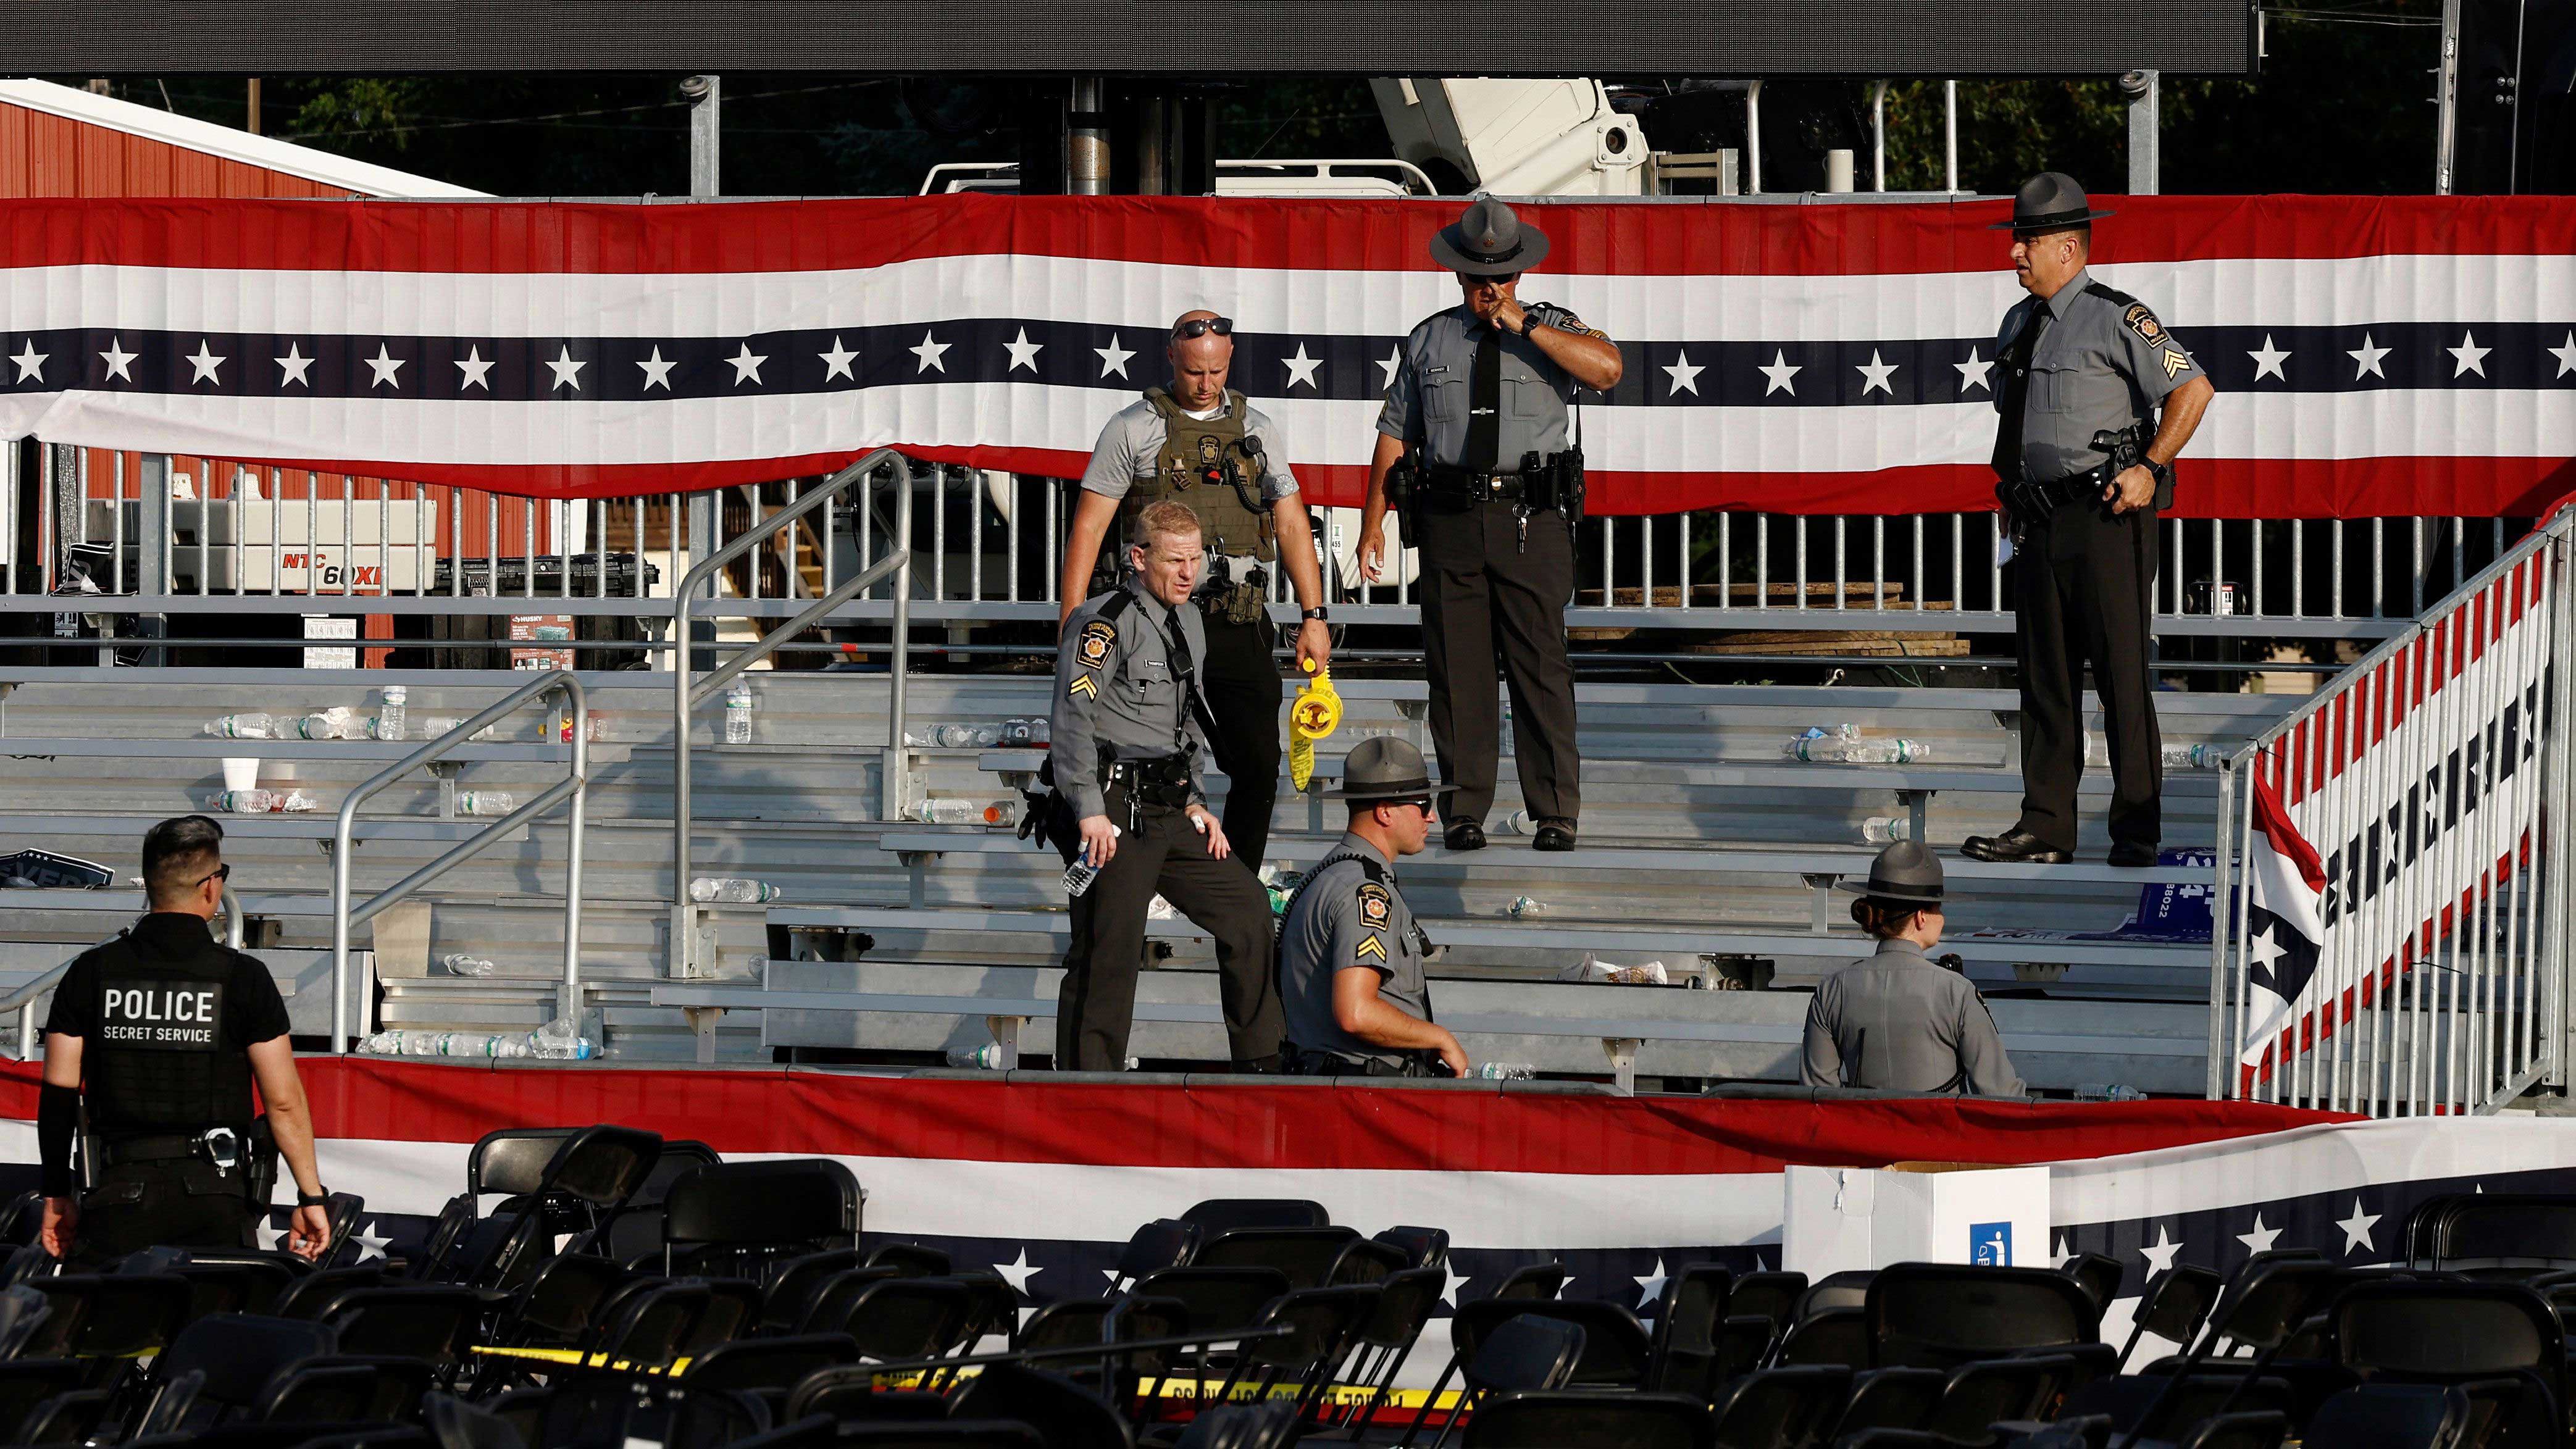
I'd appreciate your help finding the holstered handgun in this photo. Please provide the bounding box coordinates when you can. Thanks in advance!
[2091,421,2173,512]
[246,1116,278,1209]
[1384,451,1418,526]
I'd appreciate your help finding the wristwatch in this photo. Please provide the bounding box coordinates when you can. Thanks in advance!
[296,1188,330,1209]
[1300,607,1329,623]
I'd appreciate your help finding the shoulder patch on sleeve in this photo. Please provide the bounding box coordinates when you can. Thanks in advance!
[1066,674,1098,701]
[1076,619,1116,670]
[1356,880,1392,926]
[2122,303,2167,344]
[2159,346,2193,378]
[1353,932,1388,962]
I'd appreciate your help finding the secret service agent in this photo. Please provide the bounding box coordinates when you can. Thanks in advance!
[1277,738,1467,1079]
[1963,172,2215,869]
[1046,501,1284,1074]
[1060,308,1335,872]
[1801,841,2025,1097]
[40,816,332,1266]
[1358,198,1624,855]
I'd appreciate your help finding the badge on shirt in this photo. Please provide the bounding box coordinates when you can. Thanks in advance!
[1357,882,1392,926]
[1077,620,1115,669]
[2122,304,2166,343]
[98,979,224,1051]
[1354,933,1388,963]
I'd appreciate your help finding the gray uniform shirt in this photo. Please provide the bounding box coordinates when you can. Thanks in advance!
[1999,267,2201,480]
[1050,577,1213,822]
[1800,938,2026,1097]
[1278,833,1431,1069]
[1375,303,1589,468]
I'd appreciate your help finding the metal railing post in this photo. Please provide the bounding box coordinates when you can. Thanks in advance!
[885,464,916,823]
[560,676,588,1025]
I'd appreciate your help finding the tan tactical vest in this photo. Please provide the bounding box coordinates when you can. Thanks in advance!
[1124,387,1276,563]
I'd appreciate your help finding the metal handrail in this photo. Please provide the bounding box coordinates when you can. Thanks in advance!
[7,885,245,1060]
[331,670,590,1054]
[671,449,912,977]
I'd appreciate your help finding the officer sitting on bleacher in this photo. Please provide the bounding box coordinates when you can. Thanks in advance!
[1276,738,1469,1079]
[1800,841,2025,1097]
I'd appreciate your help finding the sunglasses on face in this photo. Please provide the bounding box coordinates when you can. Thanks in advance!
[1456,272,1519,288]
[193,862,232,890]
[1170,316,1234,340]
[1390,798,1436,817]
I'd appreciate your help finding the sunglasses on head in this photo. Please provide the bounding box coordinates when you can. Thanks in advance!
[1170,316,1234,340]
[1456,271,1520,287]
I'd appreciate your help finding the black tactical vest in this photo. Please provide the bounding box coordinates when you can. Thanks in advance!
[1126,387,1276,562]
[75,917,254,1137]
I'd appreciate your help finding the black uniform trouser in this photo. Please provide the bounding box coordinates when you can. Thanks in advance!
[1415,498,1580,825]
[1195,609,1283,871]
[2012,497,2162,854]
[72,1159,253,1267]
[1054,785,1283,1072]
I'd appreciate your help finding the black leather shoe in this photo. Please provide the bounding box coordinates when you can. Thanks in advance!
[1533,821,1578,853]
[2107,841,2160,868]
[1959,829,2073,865]
[1444,821,1487,852]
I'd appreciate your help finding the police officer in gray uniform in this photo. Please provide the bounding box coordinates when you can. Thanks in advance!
[1047,501,1284,1074]
[1801,841,2025,1096]
[1963,173,2216,869]
[1358,199,1625,854]
[1060,309,1335,872]
[1276,738,1468,1078]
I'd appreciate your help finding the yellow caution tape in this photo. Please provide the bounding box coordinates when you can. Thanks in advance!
[1287,665,1343,791]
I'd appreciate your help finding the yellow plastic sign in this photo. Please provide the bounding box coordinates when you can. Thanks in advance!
[1288,664,1342,791]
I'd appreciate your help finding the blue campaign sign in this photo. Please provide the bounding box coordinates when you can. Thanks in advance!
[1970,1221,2014,1267]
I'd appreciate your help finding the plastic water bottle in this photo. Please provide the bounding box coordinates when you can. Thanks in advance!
[690,877,781,905]
[913,800,990,825]
[527,1016,597,1061]
[2162,743,2221,770]
[1062,826,1121,898]
[1478,1062,1537,1080]
[1499,699,1515,755]
[1495,809,1537,835]
[377,687,407,743]
[1508,895,1546,919]
[207,789,278,814]
[295,707,361,740]
[456,791,516,816]
[417,718,498,743]
[277,790,321,814]
[1147,895,1176,920]
[203,714,278,740]
[1783,724,1859,762]
[902,727,939,746]
[441,954,497,978]
[936,723,1003,748]
[1001,717,1051,747]
[724,684,754,745]
[945,1043,1009,1070]
[1844,738,1931,765]
[1862,816,1914,844]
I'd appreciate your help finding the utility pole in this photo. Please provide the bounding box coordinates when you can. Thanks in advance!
[246,78,261,135]
[683,73,721,197]
[2121,69,2159,194]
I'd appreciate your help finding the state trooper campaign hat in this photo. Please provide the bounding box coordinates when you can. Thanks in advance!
[1833,839,1946,908]
[1330,737,1436,803]
[1990,171,2117,232]
[1431,198,1550,276]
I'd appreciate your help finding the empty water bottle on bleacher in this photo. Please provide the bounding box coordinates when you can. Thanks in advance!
[457,791,516,816]
[375,686,408,742]
[691,877,782,904]
[1782,723,1859,762]
[208,788,278,814]
[1495,809,1537,834]
[945,1043,1009,1069]
[913,800,1014,826]
[1862,816,1914,843]
[296,706,366,740]
[203,713,280,740]
[724,684,754,745]
[442,954,497,978]
[935,723,1003,748]
[528,1016,598,1061]
[2161,743,2222,769]
[1842,738,1930,764]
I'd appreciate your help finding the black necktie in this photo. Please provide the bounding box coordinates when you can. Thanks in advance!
[1991,305,2054,479]
[1463,324,1502,474]
[1158,604,1221,751]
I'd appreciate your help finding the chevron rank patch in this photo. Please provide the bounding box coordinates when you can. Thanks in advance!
[1353,932,1388,963]
[1077,619,1115,669]
[1357,881,1392,926]
[2123,304,2165,343]
[2160,347,2192,379]
[1066,674,1098,701]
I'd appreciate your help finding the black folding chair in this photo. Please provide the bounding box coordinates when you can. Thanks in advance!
[2064,1253,2125,1314]
[1459,1389,1715,1449]
[663,1159,864,1282]
[1205,1284,1379,1427]
[1106,1219,1202,1295]
[275,1266,388,1321]
[1424,1314,1586,1449]
[932,1361,1134,1449]
[1863,1263,2101,1370]
[1821,1366,1949,1441]
[1922,1353,2074,1439]
[1329,1237,1411,1285]
[761,1250,874,1332]
[2177,1411,2294,1449]
[1728,1271,1809,1336]
[1318,1265,1445,1435]
[2061,1372,2294,1442]
[2326,1280,2563,1449]
[321,1285,482,1384]
[2117,1266,2222,1368]
[1373,1226,1451,1271]
[822,1278,976,1364]
[865,1242,954,1279]
[1513,1299,1654,1387]
[683,1334,858,1395]
[1706,1364,1851,1449]
[1771,1306,1868,1370]
[2301,1382,2473,1449]
[2408,1195,2576,1280]
[1647,1263,1731,1397]
[603,1140,724,1267]
[127,1312,339,1438]
[1793,1269,1874,1322]
[1180,1198,1329,1234]
[24,1271,193,1359]
[1190,1227,1361,1290]
[259,1355,436,1424]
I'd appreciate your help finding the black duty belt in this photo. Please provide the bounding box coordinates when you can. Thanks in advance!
[1286,1045,1442,1079]
[1106,754,1194,811]
[99,1126,243,1171]
[1420,465,1531,502]
[1999,459,2116,522]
